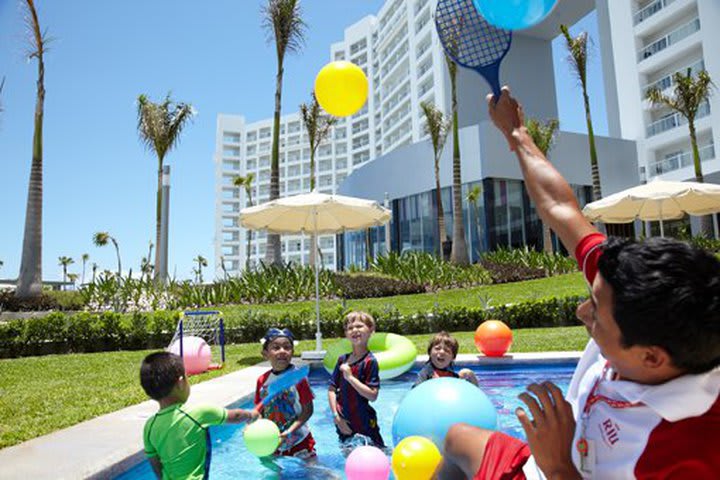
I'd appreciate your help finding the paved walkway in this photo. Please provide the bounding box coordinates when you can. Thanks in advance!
[0,352,582,479]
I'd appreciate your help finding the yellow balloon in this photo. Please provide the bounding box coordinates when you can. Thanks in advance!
[391,436,442,480]
[314,61,368,117]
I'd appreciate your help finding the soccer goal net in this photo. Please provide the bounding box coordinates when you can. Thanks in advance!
[168,310,226,369]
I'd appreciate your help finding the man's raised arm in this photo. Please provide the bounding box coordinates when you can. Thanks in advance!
[487,87,597,254]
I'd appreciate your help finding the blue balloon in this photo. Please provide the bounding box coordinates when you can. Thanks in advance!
[392,377,497,450]
[473,0,559,31]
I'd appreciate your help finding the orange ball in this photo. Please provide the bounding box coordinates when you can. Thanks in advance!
[474,320,513,357]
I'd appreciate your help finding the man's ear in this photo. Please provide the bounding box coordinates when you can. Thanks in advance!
[641,345,671,369]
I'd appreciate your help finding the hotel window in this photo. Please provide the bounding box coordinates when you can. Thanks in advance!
[223,132,241,143]
[223,146,240,156]
[246,131,257,142]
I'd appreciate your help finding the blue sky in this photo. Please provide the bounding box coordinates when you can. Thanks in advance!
[0,0,606,282]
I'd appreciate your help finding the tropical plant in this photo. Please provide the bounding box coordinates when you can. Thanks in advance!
[525,117,560,252]
[91,262,98,284]
[136,93,194,282]
[369,251,490,290]
[80,253,89,285]
[219,255,229,281]
[16,0,48,299]
[67,272,78,288]
[420,101,452,258]
[445,54,469,265]
[234,173,256,269]
[560,24,601,201]
[93,232,122,278]
[300,91,336,269]
[57,256,74,285]
[480,246,577,276]
[262,0,306,266]
[466,185,482,259]
[193,255,208,284]
[140,241,154,281]
[647,69,715,237]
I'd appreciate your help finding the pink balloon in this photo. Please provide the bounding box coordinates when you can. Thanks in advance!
[169,335,212,375]
[345,446,390,480]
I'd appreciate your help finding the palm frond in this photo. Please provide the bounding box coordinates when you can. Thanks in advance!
[136,93,194,163]
[646,69,714,121]
[261,0,307,61]
[525,118,560,157]
[560,25,590,88]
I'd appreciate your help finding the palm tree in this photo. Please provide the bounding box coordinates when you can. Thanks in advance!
[420,101,452,258]
[262,0,307,266]
[234,173,256,269]
[139,241,154,281]
[194,255,208,284]
[91,262,98,284]
[93,232,122,278]
[560,25,602,201]
[466,185,482,260]
[67,273,78,289]
[58,256,74,285]
[219,255,229,280]
[16,0,48,299]
[525,118,560,252]
[300,91,336,268]
[137,93,194,282]
[80,253,89,285]
[446,54,469,265]
[647,69,715,237]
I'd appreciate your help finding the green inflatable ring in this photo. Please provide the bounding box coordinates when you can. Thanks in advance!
[323,332,417,380]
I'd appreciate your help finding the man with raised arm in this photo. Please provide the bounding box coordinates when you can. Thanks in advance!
[434,87,720,480]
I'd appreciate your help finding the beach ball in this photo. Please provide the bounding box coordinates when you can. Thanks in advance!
[392,436,442,480]
[473,0,559,30]
[314,61,368,117]
[392,377,497,450]
[168,335,212,375]
[243,419,280,457]
[474,320,513,357]
[345,445,391,480]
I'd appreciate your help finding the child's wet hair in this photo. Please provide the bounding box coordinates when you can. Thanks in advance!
[427,331,459,357]
[344,311,376,331]
[140,351,185,400]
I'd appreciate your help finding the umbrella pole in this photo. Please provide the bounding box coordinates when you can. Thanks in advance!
[658,200,665,238]
[314,210,322,353]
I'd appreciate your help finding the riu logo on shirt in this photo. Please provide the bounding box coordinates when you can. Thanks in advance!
[600,417,620,447]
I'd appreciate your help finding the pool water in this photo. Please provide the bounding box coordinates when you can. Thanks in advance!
[116,361,575,479]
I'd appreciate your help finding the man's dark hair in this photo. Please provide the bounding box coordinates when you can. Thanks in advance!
[140,351,185,400]
[598,236,720,374]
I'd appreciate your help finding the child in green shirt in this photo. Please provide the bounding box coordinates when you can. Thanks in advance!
[140,351,258,480]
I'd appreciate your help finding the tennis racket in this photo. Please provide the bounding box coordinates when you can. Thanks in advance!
[435,0,512,100]
[256,364,310,409]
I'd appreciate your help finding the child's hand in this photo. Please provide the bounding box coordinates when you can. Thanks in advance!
[247,409,261,422]
[334,415,352,435]
[339,363,353,379]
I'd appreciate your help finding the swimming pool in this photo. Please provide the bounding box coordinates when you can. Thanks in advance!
[116,361,575,479]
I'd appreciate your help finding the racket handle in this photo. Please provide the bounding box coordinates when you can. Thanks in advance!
[483,68,502,103]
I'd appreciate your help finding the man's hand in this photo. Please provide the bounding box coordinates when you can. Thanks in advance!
[487,86,525,151]
[334,414,352,435]
[516,382,581,480]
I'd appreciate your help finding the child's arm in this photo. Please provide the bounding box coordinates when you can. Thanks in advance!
[148,457,162,479]
[280,401,313,440]
[340,363,379,401]
[328,386,353,435]
[226,408,260,424]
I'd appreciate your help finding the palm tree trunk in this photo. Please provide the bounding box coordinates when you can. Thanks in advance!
[154,161,163,281]
[309,151,317,270]
[449,69,469,265]
[16,24,45,299]
[265,62,284,266]
[434,157,447,259]
[542,222,553,253]
[689,121,714,237]
[112,239,122,277]
[583,89,602,201]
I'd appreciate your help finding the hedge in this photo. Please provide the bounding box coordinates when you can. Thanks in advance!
[0,296,586,358]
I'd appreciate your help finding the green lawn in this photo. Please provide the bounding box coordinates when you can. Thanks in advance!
[0,325,589,449]
[220,272,587,317]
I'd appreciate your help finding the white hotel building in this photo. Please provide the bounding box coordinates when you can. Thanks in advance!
[215,0,454,275]
[597,0,719,182]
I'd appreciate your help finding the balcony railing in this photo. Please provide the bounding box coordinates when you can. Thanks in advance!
[634,0,676,25]
[649,143,715,176]
[646,101,710,137]
[643,59,705,97]
[637,17,700,62]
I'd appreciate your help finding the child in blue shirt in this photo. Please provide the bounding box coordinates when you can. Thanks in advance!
[414,331,479,387]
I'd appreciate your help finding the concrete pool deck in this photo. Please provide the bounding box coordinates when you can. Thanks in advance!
[0,351,582,480]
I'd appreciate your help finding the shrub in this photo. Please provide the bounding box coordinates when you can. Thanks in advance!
[332,272,425,299]
[481,247,577,276]
[0,296,585,358]
[479,260,546,284]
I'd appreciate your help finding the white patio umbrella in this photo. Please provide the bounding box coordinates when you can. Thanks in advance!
[240,190,392,358]
[582,179,720,237]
